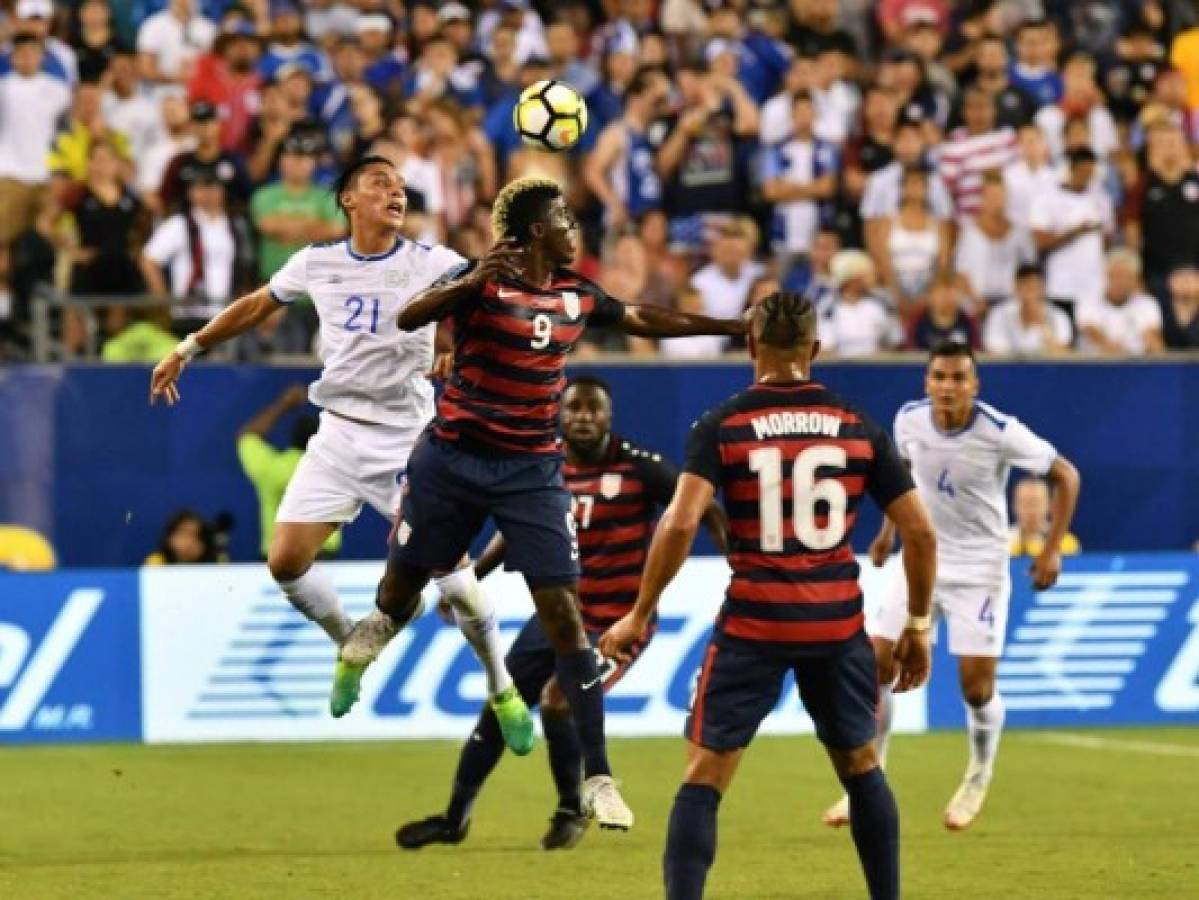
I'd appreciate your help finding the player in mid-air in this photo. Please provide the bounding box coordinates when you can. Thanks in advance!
[602,292,937,900]
[328,175,746,829]
[822,341,1080,831]
[397,376,728,851]
[148,155,534,754]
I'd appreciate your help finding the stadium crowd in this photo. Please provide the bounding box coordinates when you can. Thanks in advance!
[1,0,1199,359]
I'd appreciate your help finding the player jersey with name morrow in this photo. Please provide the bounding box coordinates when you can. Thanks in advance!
[268,237,465,429]
[434,265,626,455]
[894,399,1057,584]
[686,381,913,650]
[566,437,678,634]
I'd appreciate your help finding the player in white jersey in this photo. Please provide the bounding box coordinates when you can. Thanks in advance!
[824,341,1079,830]
[148,155,535,753]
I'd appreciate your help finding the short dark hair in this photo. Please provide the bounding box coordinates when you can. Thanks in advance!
[626,65,665,99]
[752,292,817,349]
[491,176,563,244]
[564,375,613,400]
[11,33,42,49]
[1016,262,1043,280]
[929,339,975,364]
[333,154,396,213]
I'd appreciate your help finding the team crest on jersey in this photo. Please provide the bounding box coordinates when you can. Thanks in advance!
[562,291,581,320]
[385,270,409,288]
[600,472,622,499]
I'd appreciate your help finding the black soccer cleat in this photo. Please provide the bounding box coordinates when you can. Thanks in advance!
[396,815,470,850]
[540,807,590,851]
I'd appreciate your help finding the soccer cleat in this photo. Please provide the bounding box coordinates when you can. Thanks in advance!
[489,686,535,756]
[396,815,470,850]
[581,775,634,831]
[540,807,589,850]
[944,775,990,831]
[329,658,366,718]
[821,794,851,828]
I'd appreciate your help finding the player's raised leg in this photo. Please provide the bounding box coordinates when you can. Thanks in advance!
[945,654,1004,830]
[268,522,353,644]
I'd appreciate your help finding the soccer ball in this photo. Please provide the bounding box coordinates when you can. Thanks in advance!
[514,80,589,152]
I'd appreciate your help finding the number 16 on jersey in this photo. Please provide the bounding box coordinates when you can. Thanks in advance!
[748,445,848,552]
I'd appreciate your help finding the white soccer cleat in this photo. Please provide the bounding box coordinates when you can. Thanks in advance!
[581,775,634,831]
[944,775,990,831]
[339,607,407,666]
[821,794,851,828]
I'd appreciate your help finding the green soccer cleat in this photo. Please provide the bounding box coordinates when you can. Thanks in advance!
[330,658,366,718]
[490,686,535,756]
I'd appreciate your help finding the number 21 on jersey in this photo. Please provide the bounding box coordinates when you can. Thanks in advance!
[749,445,848,552]
[343,295,380,334]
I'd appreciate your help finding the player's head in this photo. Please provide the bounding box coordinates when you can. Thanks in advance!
[290,415,319,451]
[561,376,614,455]
[1013,476,1051,533]
[491,176,577,263]
[334,154,406,233]
[925,340,979,418]
[748,291,820,370]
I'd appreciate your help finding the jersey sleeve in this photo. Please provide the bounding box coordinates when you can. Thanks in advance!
[428,245,467,280]
[999,416,1057,475]
[683,409,723,488]
[631,446,681,506]
[267,245,311,305]
[587,284,627,328]
[864,413,916,510]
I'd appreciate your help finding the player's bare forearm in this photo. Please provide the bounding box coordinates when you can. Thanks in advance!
[629,475,714,625]
[886,490,936,618]
[193,286,280,350]
[473,533,507,581]
[701,501,731,555]
[398,279,474,331]
[620,303,746,339]
[1043,455,1080,553]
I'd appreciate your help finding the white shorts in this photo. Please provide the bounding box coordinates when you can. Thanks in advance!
[276,411,425,526]
[869,570,1011,658]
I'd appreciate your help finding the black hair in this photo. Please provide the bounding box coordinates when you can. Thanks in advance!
[491,176,563,244]
[155,509,217,564]
[792,89,814,105]
[1016,17,1052,35]
[290,415,319,450]
[1015,262,1043,280]
[564,375,613,401]
[752,292,817,349]
[929,339,975,364]
[11,33,42,49]
[332,154,396,214]
[626,65,665,99]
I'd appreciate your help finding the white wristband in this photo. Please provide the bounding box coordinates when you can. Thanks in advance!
[175,333,203,362]
[905,614,932,633]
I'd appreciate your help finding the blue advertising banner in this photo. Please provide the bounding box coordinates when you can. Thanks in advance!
[0,570,142,744]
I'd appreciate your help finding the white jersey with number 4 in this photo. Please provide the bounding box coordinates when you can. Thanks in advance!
[268,237,465,428]
[894,399,1057,584]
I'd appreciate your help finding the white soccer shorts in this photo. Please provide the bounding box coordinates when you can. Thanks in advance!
[276,411,425,525]
[868,569,1011,658]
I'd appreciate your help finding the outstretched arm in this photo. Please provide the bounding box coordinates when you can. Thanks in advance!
[619,302,746,340]
[397,240,522,332]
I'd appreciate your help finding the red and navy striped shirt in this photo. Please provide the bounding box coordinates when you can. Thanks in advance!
[685,381,913,650]
[566,437,678,634]
[433,265,626,455]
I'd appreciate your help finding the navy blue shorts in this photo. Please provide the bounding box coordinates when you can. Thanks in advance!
[503,616,651,706]
[392,435,579,584]
[684,632,879,752]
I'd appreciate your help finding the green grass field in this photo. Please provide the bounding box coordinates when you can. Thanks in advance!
[2,728,1196,899]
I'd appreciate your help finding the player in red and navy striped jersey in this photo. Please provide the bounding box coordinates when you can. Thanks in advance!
[330,176,744,831]
[601,292,937,900]
[397,376,727,851]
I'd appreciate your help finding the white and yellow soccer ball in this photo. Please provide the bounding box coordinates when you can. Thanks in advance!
[513,79,589,152]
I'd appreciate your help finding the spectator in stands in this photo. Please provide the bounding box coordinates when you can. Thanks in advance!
[0,35,72,246]
[258,1,331,85]
[967,34,1034,129]
[909,271,977,350]
[840,85,899,219]
[102,51,162,170]
[425,99,497,231]
[901,10,954,109]
[7,0,77,83]
[545,19,598,99]
[937,86,1016,219]
[691,217,765,330]
[1161,266,1199,349]
[480,24,521,110]
[654,60,758,254]
[783,226,840,318]
[1035,52,1119,164]
[48,74,133,186]
[1002,123,1058,233]
[1078,250,1165,356]
[879,167,948,320]
[956,173,1034,312]
[160,100,253,211]
[1106,23,1167,125]
[138,94,195,211]
[982,262,1073,356]
[1009,17,1062,109]
[821,248,895,357]
[100,308,179,362]
[74,0,126,82]
[141,171,251,328]
[761,91,839,276]
[1009,476,1081,558]
[1135,67,1199,148]
[188,14,264,156]
[237,385,341,561]
[249,133,343,283]
[1129,122,1199,299]
[312,36,368,161]
[636,209,686,309]
[356,14,405,98]
[584,66,669,234]
[145,509,218,564]
[877,46,947,128]
[1030,147,1112,316]
[137,0,216,92]
[657,284,728,360]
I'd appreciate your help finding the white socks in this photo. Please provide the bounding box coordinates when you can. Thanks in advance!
[875,684,894,768]
[965,693,1006,783]
[277,567,354,646]
[436,567,514,697]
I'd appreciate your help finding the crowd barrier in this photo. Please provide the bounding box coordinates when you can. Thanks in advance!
[1,554,1196,746]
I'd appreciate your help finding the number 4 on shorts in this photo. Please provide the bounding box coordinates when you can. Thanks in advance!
[979,596,994,627]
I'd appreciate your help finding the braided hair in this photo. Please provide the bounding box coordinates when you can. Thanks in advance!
[491,176,563,245]
[751,291,817,350]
